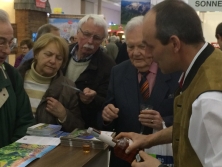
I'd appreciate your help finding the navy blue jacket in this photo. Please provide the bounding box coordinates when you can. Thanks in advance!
[100,60,181,167]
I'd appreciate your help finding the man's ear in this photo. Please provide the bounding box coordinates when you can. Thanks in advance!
[169,35,181,53]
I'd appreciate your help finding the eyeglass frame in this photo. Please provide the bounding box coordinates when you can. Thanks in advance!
[20,46,29,50]
[79,28,104,43]
[0,36,16,51]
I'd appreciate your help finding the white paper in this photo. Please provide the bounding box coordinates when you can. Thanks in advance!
[16,136,60,146]
[93,131,114,141]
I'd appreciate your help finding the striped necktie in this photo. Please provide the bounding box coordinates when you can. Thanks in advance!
[139,72,149,100]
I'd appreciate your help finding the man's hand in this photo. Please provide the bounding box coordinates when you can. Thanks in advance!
[46,97,67,121]
[79,87,97,104]
[139,109,163,130]
[115,132,150,154]
[102,104,119,122]
[116,127,173,154]
[132,151,161,167]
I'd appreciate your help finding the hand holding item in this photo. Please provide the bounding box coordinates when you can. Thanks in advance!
[102,104,119,122]
[115,132,150,154]
[132,150,161,167]
[79,87,97,104]
[139,107,163,131]
[46,97,67,121]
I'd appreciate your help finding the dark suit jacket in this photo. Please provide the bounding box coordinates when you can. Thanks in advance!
[62,44,116,128]
[100,60,181,167]
[115,42,129,64]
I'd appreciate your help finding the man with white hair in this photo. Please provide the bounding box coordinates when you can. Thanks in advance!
[63,14,115,129]
[106,35,118,60]
[101,16,180,167]
[0,9,34,148]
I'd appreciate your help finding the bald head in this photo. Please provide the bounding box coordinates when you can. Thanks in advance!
[145,0,204,45]
[0,9,14,64]
[0,9,10,23]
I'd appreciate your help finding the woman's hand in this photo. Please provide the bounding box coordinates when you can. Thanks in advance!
[46,97,67,121]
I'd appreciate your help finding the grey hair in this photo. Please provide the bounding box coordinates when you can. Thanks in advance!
[124,15,144,39]
[0,9,10,23]
[36,24,59,41]
[78,14,108,38]
[109,36,117,42]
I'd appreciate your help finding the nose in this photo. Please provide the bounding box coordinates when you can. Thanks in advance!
[49,55,56,63]
[132,47,140,56]
[2,44,11,55]
[87,36,94,44]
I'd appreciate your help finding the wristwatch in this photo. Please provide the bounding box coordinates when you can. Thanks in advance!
[158,165,169,167]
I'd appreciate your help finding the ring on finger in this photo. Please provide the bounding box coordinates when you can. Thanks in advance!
[151,120,154,124]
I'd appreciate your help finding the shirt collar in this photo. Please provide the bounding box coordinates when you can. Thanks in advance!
[137,61,158,74]
[179,42,208,84]
[71,44,93,62]
[149,61,158,74]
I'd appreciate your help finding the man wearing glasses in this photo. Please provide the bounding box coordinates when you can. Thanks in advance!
[0,9,34,148]
[63,14,115,129]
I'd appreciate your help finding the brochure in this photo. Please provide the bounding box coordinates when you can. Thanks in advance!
[0,136,60,167]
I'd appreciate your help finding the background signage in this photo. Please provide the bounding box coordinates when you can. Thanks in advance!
[36,0,47,8]
[189,0,222,11]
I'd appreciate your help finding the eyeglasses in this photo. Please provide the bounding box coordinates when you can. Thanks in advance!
[20,46,28,50]
[79,28,103,43]
[0,37,16,51]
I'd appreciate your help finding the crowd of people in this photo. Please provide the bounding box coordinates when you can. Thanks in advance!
[1,0,222,166]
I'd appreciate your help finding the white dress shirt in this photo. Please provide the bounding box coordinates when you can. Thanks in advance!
[181,42,222,166]
[189,92,222,167]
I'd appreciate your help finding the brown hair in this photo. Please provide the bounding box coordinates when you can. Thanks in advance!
[36,24,59,40]
[20,38,34,49]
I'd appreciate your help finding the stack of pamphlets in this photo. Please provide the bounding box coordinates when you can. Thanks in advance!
[26,123,62,137]
[60,128,114,149]
[0,136,60,167]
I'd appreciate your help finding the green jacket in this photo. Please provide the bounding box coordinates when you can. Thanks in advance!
[0,62,34,148]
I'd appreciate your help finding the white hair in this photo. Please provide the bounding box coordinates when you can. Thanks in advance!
[0,9,10,23]
[109,36,117,42]
[124,16,144,39]
[78,14,108,38]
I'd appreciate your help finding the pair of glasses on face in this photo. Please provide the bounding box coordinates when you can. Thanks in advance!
[0,37,16,51]
[20,46,28,50]
[79,28,103,43]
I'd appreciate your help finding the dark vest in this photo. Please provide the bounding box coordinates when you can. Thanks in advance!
[173,45,222,167]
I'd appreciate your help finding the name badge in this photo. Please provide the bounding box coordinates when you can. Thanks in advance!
[0,88,9,108]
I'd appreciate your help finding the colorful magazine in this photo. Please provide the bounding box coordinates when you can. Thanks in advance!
[27,123,62,135]
[0,136,60,167]
[60,129,114,149]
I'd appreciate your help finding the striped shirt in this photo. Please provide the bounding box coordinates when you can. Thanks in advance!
[24,63,56,116]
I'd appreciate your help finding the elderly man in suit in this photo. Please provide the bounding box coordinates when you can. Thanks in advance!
[100,16,180,167]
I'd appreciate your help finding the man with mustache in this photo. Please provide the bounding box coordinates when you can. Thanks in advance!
[63,14,115,129]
